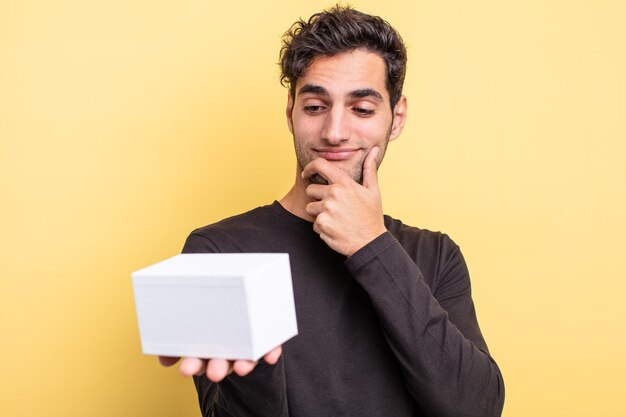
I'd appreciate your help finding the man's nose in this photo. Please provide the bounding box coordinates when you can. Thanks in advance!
[321,107,350,144]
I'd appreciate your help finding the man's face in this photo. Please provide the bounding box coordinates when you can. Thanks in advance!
[286,49,406,185]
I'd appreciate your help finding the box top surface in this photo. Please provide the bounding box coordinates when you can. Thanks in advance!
[133,253,289,277]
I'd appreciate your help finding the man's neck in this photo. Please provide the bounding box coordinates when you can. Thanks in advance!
[279,174,316,223]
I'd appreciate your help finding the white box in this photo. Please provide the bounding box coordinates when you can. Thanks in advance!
[132,253,298,361]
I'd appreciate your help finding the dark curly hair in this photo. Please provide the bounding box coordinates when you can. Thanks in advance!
[280,4,407,109]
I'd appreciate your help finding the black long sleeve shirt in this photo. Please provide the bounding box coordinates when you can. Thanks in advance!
[182,201,504,417]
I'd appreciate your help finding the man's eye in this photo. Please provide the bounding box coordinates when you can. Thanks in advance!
[304,105,324,114]
[354,107,374,116]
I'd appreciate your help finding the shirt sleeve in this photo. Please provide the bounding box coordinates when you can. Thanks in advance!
[182,232,289,417]
[345,231,505,417]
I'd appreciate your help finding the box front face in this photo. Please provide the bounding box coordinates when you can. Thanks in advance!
[134,278,253,359]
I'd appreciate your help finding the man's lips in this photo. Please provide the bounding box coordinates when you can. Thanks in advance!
[314,148,360,161]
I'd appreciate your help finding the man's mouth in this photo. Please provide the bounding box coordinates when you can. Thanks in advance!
[314,148,360,161]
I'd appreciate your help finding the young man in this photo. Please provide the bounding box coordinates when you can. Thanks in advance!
[161,6,504,416]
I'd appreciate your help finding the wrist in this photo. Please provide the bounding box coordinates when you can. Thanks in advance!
[347,228,387,257]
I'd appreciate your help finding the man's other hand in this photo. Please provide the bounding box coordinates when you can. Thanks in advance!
[302,146,387,257]
[157,345,283,382]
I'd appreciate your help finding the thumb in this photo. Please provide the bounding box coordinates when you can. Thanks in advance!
[362,146,380,189]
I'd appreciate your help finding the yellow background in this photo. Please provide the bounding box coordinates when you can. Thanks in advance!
[1,0,625,416]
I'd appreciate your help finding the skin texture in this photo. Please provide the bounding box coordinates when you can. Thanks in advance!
[160,48,407,382]
[287,49,405,186]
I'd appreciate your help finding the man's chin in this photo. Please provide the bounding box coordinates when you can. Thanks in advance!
[306,171,363,185]
[308,173,329,185]
[298,157,364,185]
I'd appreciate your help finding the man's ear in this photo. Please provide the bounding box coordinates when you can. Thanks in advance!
[389,95,407,141]
[286,93,294,134]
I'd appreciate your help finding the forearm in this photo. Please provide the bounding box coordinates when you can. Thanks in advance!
[346,232,504,417]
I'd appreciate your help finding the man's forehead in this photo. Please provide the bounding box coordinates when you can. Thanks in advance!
[294,50,389,100]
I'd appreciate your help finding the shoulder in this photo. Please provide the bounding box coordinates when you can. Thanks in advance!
[383,215,465,290]
[384,215,460,256]
[183,203,280,253]
[194,203,277,235]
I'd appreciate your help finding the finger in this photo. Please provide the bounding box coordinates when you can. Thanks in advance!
[305,183,328,200]
[305,201,323,217]
[179,357,206,377]
[263,345,283,365]
[206,358,232,382]
[312,218,321,236]
[362,147,380,190]
[158,356,180,367]
[301,158,348,185]
[232,360,258,377]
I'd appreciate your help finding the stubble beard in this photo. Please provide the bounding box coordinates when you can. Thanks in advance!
[293,137,389,186]
[292,122,393,186]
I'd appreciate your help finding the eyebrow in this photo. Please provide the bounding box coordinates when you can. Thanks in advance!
[298,84,329,97]
[349,88,383,102]
[297,84,384,102]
